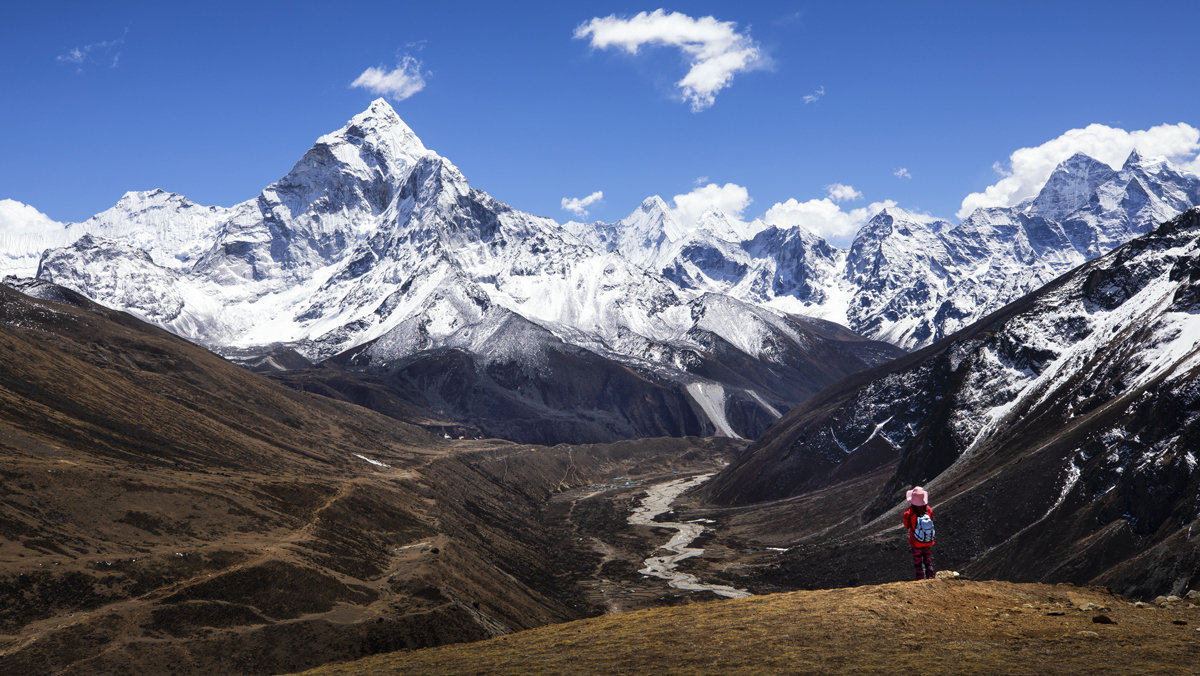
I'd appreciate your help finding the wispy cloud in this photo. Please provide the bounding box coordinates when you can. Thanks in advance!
[957,122,1200,218]
[802,85,824,104]
[894,167,912,179]
[774,10,805,26]
[574,9,766,112]
[57,28,127,71]
[562,190,604,217]
[352,56,427,102]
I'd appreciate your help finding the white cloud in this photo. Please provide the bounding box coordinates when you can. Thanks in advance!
[763,197,895,244]
[561,190,604,217]
[894,167,911,179]
[957,122,1200,219]
[802,85,824,104]
[825,183,862,203]
[0,199,62,231]
[574,9,765,111]
[670,182,751,226]
[655,182,894,245]
[351,56,427,102]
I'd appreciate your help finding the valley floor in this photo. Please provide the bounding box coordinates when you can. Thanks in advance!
[297,579,1200,675]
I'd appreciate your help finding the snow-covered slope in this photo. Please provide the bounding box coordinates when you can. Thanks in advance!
[566,198,844,320]
[854,150,1200,347]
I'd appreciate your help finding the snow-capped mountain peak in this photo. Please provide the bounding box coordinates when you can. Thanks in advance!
[631,195,685,242]
[9,101,1200,444]
[1025,152,1118,220]
[695,207,755,242]
[1122,148,1146,169]
[11,100,911,443]
[562,195,685,270]
[330,97,428,158]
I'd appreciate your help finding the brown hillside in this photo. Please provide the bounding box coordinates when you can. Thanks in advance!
[0,283,738,674]
[299,579,1200,675]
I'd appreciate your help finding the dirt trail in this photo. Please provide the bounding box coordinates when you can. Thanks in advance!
[0,477,366,661]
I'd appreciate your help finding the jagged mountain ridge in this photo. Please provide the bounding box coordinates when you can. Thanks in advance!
[10,99,902,443]
[700,208,1200,599]
[568,150,1200,350]
[848,150,1200,347]
[9,100,1196,441]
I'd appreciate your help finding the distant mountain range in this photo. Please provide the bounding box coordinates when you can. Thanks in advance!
[568,149,1200,349]
[2,100,1198,443]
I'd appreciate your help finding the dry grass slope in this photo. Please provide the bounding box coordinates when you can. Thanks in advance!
[299,579,1200,675]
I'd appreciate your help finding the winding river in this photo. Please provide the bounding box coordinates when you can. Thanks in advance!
[628,473,750,599]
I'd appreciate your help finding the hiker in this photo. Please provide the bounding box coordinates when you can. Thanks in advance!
[903,486,935,580]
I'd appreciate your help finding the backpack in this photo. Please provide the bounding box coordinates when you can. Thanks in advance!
[913,513,935,543]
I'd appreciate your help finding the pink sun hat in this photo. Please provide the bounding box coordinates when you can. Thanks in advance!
[906,486,928,506]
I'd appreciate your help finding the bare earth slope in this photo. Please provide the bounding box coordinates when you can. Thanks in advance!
[298,579,1200,675]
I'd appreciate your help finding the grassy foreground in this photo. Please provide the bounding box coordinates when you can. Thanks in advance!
[296,578,1199,674]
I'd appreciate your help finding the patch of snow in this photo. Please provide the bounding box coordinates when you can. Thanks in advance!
[830,427,851,454]
[1045,456,1082,519]
[745,389,782,418]
[685,382,740,438]
[850,416,895,452]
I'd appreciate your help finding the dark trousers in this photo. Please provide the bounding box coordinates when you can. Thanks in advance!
[912,545,935,579]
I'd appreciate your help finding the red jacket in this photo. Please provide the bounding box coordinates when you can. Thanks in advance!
[903,505,934,547]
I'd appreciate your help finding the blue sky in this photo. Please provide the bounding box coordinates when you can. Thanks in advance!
[4,1,1200,243]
